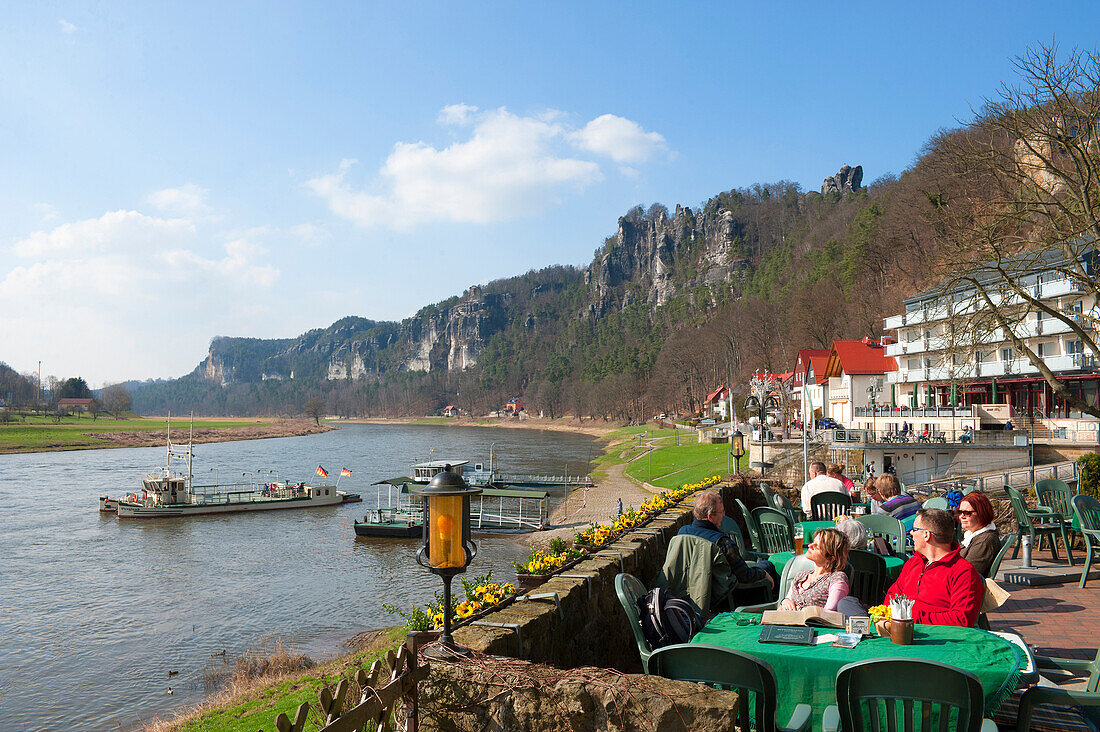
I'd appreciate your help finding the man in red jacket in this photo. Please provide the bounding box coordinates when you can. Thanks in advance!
[884,508,984,627]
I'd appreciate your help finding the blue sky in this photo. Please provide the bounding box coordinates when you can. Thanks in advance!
[3,2,1099,385]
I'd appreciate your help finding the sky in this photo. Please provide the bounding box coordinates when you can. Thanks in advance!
[3,2,1100,386]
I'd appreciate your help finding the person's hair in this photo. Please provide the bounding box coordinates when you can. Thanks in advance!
[693,491,722,521]
[863,476,876,491]
[813,527,851,572]
[959,491,995,526]
[875,473,901,499]
[916,508,956,544]
[835,518,869,551]
[826,463,844,478]
[810,461,827,475]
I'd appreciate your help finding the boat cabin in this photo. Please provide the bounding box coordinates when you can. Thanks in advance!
[411,460,469,483]
[140,473,188,505]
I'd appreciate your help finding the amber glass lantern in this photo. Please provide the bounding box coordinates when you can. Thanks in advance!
[408,465,482,655]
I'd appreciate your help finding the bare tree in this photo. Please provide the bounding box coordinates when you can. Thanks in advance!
[928,43,1100,418]
[103,384,132,417]
[304,397,325,425]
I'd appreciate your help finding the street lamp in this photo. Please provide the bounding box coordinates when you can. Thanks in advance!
[407,465,482,658]
[745,373,781,478]
[729,430,745,476]
[866,383,882,442]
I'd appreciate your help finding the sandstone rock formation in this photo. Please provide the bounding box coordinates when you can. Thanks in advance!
[821,164,863,195]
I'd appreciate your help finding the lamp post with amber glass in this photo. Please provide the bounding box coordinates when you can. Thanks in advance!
[407,465,482,657]
[729,429,745,477]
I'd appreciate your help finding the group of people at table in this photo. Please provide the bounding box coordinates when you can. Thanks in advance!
[679,461,1002,626]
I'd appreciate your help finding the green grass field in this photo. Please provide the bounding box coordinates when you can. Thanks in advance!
[622,434,747,489]
[0,415,265,453]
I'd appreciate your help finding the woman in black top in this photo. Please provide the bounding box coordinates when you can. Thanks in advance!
[957,491,999,577]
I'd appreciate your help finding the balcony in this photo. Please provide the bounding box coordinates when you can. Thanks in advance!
[1039,277,1084,299]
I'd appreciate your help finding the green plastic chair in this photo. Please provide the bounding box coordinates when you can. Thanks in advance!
[753,506,795,553]
[1004,485,1072,564]
[760,482,777,508]
[1072,494,1100,589]
[845,549,887,609]
[719,514,747,553]
[1015,646,1100,731]
[923,496,950,510]
[772,491,806,525]
[810,490,853,521]
[823,658,998,732]
[855,513,906,556]
[614,573,654,672]
[736,498,763,552]
[1036,477,1078,546]
[648,643,812,732]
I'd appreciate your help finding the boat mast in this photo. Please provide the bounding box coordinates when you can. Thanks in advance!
[166,412,172,472]
[187,412,194,490]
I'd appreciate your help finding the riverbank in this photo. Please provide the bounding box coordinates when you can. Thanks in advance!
[0,416,337,454]
[338,415,620,438]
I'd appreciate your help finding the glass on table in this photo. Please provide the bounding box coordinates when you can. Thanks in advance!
[794,525,804,554]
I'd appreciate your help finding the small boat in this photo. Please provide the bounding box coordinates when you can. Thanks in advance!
[338,491,362,504]
[99,496,118,513]
[110,415,342,519]
[353,507,422,538]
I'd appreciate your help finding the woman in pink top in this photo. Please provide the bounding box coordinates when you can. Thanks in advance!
[779,527,851,611]
[827,463,855,493]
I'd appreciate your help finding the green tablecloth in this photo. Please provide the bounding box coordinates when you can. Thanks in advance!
[768,550,906,582]
[795,520,837,538]
[693,612,1025,726]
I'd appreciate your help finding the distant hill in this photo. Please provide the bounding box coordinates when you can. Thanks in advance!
[129,148,954,419]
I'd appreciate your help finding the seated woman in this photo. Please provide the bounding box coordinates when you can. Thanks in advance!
[957,490,999,577]
[827,463,856,492]
[779,527,851,612]
[835,518,869,551]
[869,473,920,521]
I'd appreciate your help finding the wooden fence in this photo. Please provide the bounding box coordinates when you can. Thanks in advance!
[274,641,429,732]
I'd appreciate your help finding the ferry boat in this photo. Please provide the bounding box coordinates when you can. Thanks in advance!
[354,465,550,537]
[107,416,342,519]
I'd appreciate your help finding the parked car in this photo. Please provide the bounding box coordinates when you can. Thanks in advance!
[817,417,841,430]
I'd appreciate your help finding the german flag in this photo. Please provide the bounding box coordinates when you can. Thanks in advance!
[340,468,352,477]
[316,465,328,478]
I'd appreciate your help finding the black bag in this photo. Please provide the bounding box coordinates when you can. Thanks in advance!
[636,587,704,650]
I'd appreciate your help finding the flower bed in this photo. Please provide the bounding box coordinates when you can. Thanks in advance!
[383,572,517,632]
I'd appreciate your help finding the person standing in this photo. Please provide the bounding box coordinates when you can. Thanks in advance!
[884,508,984,626]
[801,461,847,508]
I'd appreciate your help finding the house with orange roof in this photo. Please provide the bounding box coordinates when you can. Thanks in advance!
[822,338,898,426]
[703,385,731,419]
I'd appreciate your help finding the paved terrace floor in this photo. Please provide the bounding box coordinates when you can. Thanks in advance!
[988,544,1099,689]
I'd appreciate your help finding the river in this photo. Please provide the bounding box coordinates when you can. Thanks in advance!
[0,423,599,731]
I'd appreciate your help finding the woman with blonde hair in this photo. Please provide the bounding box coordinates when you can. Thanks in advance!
[827,463,855,492]
[779,527,851,611]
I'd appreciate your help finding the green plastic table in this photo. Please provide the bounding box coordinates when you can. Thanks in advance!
[693,612,1026,727]
[768,550,906,582]
[795,520,837,538]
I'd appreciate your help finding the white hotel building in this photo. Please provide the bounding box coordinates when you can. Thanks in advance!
[883,261,1100,423]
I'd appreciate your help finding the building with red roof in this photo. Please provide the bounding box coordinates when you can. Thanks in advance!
[792,349,832,419]
[703,385,731,420]
[823,338,898,425]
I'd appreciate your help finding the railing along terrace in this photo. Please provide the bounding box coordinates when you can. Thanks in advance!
[904,459,1080,498]
[829,427,1027,446]
[853,405,977,418]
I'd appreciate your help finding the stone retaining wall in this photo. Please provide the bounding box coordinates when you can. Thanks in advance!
[451,505,696,671]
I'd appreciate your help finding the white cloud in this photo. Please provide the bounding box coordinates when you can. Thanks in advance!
[147,184,211,216]
[59,19,77,34]
[1,210,279,383]
[438,103,478,126]
[12,210,194,257]
[307,107,643,229]
[569,114,667,164]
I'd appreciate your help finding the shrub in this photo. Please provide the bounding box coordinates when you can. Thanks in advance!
[1078,453,1100,500]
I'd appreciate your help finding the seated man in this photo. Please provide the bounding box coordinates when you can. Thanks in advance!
[678,491,776,608]
[884,508,984,627]
[801,460,847,508]
[959,425,974,444]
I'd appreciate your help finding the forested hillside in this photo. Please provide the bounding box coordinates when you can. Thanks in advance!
[118,133,966,420]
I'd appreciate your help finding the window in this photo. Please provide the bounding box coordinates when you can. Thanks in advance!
[924,358,933,368]
[975,351,986,364]
[907,358,920,370]
[1069,300,1084,313]
[906,329,919,342]
[1001,348,1014,362]
[1067,339,1084,354]
[951,354,961,365]
[1038,342,1058,358]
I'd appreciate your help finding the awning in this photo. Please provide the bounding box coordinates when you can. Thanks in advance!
[373,477,413,485]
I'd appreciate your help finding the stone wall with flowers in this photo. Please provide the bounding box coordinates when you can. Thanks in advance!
[448,480,720,671]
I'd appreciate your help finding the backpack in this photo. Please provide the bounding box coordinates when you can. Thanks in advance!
[636,587,704,650]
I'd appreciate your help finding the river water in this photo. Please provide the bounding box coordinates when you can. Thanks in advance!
[0,423,598,731]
